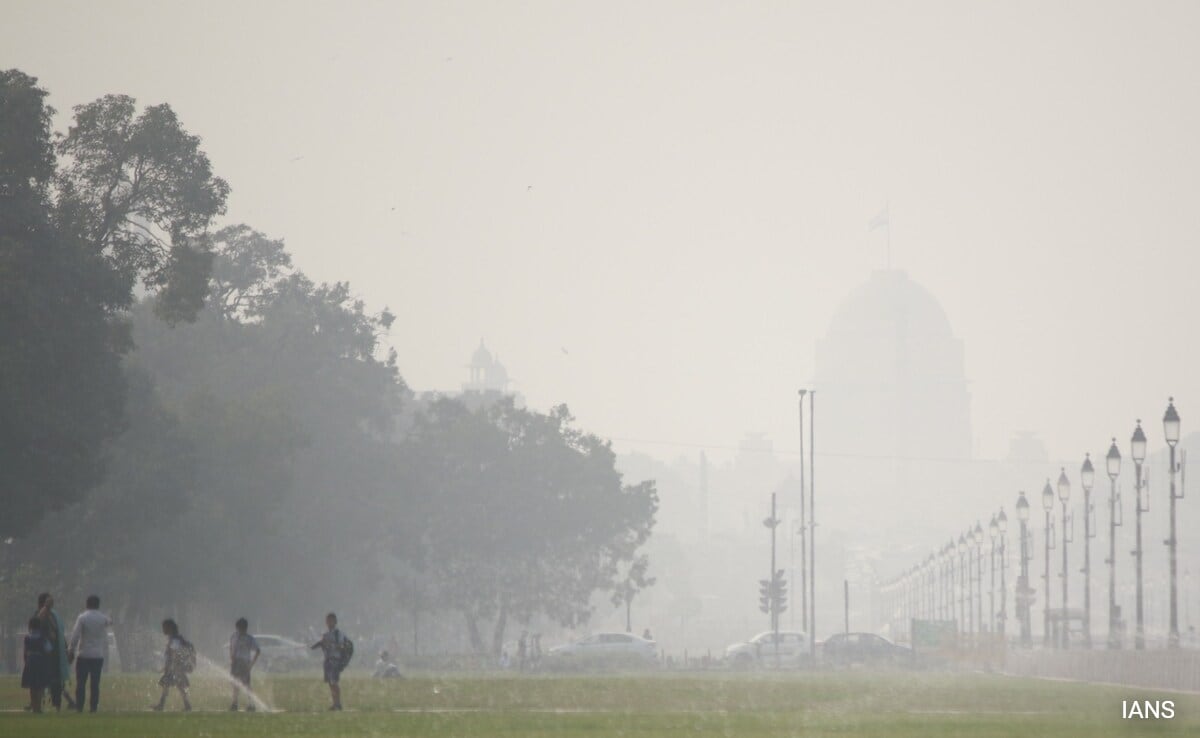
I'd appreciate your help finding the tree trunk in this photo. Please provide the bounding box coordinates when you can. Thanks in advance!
[491,604,508,657]
[626,599,633,632]
[465,612,486,654]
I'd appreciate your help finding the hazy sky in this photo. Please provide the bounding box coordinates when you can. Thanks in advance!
[9,0,1200,465]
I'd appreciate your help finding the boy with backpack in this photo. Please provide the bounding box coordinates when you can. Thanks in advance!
[153,619,194,712]
[229,617,261,711]
[310,612,352,711]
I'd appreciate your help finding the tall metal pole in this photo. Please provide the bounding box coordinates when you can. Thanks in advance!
[1019,517,1031,646]
[959,542,967,635]
[967,541,975,637]
[1169,440,1179,649]
[1062,499,1070,650]
[1134,457,1145,650]
[809,391,816,660]
[769,492,780,663]
[976,534,984,636]
[990,536,997,635]
[1083,485,1093,649]
[1044,508,1052,647]
[1106,439,1121,649]
[1000,527,1008,638]
[1166,397,1181,649]
[798,390,808,633]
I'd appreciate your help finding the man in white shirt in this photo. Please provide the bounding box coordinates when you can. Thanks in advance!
[67,595,111,713]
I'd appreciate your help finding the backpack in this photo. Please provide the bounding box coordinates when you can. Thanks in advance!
[177,637,197,674]
[337,633,354,668]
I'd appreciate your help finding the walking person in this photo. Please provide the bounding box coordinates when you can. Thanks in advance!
[152,619,193,712]
[34,593,75,711]
[310,613,352,711]
[229,618,261,711]
[21,617,53,713]
[67,595,111,713]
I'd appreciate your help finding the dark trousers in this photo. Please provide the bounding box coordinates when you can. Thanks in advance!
[75,658,103,711]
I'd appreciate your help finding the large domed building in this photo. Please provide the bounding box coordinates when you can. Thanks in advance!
[814,270,974,534]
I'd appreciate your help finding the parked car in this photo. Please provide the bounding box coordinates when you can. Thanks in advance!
[821,632,913,668]
[724,630,811,668]
[251,634,315,672]
[547,632,658,667]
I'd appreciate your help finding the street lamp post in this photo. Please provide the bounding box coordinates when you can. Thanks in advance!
[974,522,984,635]
[1043,480,1055,648]
[998,509,1009,639]
[1132,420,1147,650]
[1081,454,1095,649]
[1058,468,1072,649]
[1164,398,1182,649]
[1105,439,1122,649]
[958,534,968,636]
[1017,492,1032,646]
[989,515,999,636]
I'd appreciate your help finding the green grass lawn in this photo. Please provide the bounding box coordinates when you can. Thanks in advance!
[0,670,1194,737]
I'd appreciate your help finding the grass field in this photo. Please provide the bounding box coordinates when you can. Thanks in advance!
[0,670,1195,737]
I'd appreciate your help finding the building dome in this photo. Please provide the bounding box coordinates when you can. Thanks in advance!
[470,339,494,369]
[826,270,954,340]
[813,269,973,529]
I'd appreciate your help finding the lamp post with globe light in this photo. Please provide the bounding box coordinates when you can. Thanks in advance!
[974,522,985,635]
[1043,480,1055,647]
[1058,468,1072,649]
[998,509,1009,639]
[1105,439,1122,649]
[1132,420,1147,650]
[1164,398,1182,649]
[1016,492,1033,646]
[958,534,968,635]
[989,515,999,635]
[1080,454,1096,649]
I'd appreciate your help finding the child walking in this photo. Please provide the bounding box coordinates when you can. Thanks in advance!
[22,617,53,713]
[229,617,261,711]
[152,619,193,712]
[310,612,352,711]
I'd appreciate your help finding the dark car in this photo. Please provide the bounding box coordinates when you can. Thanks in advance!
[821,632,912,668]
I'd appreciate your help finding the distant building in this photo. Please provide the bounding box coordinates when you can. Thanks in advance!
[464,339,511,393]
[416,340,523,410]
[814,269,977,537]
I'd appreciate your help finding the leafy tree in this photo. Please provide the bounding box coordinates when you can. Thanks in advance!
[401,398,658,654]
[55,94,229,324]
[0,70,131,538]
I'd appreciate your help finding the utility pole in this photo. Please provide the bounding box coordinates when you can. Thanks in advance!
[809,390,817,660]
[798,390,808,633]
[760,492,785,665]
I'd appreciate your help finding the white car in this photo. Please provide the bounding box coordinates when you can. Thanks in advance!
[549,632,658,663]
[725,630,811,668]
[251,634,314,672]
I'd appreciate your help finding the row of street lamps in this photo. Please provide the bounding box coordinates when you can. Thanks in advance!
[884,398,1185,649]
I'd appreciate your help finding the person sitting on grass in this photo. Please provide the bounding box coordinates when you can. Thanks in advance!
[229,617,261,711]
[310,612,350,710]
[373,650,402,678]
[21,617,53,713]
[152,619,193,712]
